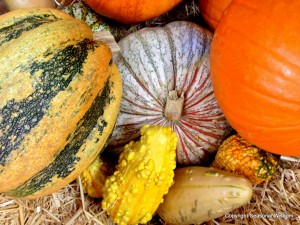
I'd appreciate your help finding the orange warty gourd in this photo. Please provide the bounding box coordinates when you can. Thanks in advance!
[210,0,300,156]
[198,0,232,31]
[85,0,183,24]
[211,135,279,184]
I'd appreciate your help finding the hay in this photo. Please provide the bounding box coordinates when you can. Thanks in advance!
[212,159,300,225]
[0,180,112,225]
[1,159,299,224]
[0,0,300,224]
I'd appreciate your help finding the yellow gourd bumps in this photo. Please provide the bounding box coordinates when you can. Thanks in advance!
[101,124,178,225]
[211,134,279,184]
[80,155,115,198]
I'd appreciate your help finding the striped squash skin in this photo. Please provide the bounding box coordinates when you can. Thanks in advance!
[0,9,122,198]
[0,8,74,51]
[109,21,231,165]
[4,65,122,198]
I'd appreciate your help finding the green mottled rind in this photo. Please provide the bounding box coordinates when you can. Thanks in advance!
[0,40,90,166]
[62,2,109,32]
[0,15,57,47]
[0,9,74,51]
[5,79,112,197]
[256,151,278,179]
[0,8,121,198]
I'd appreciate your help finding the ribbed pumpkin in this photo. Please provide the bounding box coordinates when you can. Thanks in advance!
[85,0,183,24]
[210,0,300,156]
[109,21,232,165]
[198,0,232,31]
[0,8,122,199]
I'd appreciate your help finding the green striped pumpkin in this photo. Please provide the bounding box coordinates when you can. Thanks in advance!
[109,21,232,165]
[0,8,122,199]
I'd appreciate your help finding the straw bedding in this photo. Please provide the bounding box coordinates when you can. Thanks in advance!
[0,0,300,224]
[1,159,299,225]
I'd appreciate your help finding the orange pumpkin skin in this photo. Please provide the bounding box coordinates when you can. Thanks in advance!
[85,0,183,24]
[198,0,232,31]
[210,0,300,156]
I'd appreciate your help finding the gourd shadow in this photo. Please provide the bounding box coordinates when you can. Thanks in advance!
[0,0,8,15]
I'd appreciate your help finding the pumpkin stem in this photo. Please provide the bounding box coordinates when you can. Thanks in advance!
[93,31,120,53]
[164,90,184,121]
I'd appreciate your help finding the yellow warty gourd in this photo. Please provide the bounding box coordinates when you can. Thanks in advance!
[80,155,115,198]
[101,124,178,225]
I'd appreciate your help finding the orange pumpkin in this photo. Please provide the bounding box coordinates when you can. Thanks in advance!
[85,0,183,24]
[198,0,232,31]
[210,0,300,156]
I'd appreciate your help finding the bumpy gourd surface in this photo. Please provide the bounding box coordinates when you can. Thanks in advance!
[212,134,278,184]
[102,124,178,225]
[80,154,115,198]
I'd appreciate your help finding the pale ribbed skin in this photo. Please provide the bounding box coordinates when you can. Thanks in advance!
[110,21,232,165]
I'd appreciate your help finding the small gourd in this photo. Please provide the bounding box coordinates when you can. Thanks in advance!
[211,134,279,184]
[101,124,178,225]
[80,154,116,198]
[157,166,253,225]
